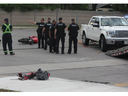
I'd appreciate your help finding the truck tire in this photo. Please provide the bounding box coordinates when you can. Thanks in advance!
[82,33,89,46]
[100,36,108,52]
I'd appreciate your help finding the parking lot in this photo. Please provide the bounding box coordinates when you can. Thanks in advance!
[0,28,128,90]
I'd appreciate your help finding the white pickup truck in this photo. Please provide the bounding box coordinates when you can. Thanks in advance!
[81,16,128,52]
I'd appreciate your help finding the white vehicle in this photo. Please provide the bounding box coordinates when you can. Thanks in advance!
[81,16,128,52]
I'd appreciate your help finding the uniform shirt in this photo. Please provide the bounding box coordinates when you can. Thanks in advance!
[44,22,52,33]
[49,24,56,38]
[2,23,12,33]
[68,23,79,34]
[36,22,45,33]
[55,22,66,36]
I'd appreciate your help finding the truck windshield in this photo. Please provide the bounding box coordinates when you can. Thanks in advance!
[101,18,128,26]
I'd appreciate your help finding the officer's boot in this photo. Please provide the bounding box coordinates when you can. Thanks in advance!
[4,50,7,55]
[49,46,54,53]
[10,52,15,55]
[4,52,7,55]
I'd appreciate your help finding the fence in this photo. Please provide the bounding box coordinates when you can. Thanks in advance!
[0,9,128,26]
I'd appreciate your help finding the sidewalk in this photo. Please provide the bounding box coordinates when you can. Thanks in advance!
[0,76,128,92]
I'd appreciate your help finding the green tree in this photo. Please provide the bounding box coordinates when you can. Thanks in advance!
[71,4,89,10]
[0,4,16,12]
[112,4,128,12]
[45,4,61,11]
[0,4,89,12]
[60,4,89,10]
[0,4,45,12]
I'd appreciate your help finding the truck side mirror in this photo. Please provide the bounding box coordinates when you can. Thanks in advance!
[93,23,99,27]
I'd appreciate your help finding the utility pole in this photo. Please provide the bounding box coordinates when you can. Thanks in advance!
[56,8,58,23]
[34,9,36,25]
[76,10,78,24]
[10,12,12,24]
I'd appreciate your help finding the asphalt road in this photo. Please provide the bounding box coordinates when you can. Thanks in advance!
[0,28,128,89]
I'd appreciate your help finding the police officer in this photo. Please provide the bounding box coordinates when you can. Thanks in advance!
[42,18,52,50]
[49,20,56,53]
[2,18,15,55]
[67,19,79,54]
[54,17,67,54]
[29,18,45,48]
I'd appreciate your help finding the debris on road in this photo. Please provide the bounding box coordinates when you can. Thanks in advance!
[105,46,128,57]
[17,68,50,80]
[98,51,100,53]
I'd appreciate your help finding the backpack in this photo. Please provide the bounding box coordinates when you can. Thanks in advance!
[35,68,50,80]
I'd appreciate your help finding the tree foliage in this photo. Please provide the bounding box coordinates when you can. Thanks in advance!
[0,4,16,12]
[0,4,89,12]
[112,4,128,12]
[43,4,61,11]
[60,4,89,10]
[0,4,45,12]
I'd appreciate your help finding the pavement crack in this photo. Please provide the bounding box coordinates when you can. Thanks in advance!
[81,80,110,84]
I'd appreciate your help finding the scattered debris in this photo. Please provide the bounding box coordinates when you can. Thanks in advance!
[98,51,100,53]
[0,89,18,92]
[78,41,82,44]
[17,68,50,81]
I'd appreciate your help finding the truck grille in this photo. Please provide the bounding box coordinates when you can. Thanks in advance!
[115,30,128,37]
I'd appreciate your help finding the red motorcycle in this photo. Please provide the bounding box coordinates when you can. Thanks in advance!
[18,36,38,45]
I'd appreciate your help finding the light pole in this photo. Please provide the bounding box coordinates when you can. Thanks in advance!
[56,8,60,23]
[76,10,78,24]
[34,9,36,25]
[10,12,12,24]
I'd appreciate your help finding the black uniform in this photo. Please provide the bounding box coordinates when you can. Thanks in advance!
[55,22,66,54]
[49,24,56,52]
[2,23,13,54]
[36,22,45,48]
[44,22,52,50]
[68,23,79,54]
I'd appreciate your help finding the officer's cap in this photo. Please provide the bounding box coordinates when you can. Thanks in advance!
[71,19,75,21]
[4,18,8,22]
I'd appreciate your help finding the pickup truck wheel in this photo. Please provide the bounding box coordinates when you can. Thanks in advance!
[82,34,89,46]
[100,36,108,52]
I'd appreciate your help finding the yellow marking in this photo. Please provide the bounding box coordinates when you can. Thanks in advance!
[114,82,128,87]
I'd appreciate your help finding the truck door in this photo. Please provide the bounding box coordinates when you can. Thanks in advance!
[92,18,101,41]
[87,17,96,39]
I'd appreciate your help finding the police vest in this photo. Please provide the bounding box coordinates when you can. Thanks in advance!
[69,24,78,33]
[3,23,11,34]
[45,22,52,32]
[56,22,66,35]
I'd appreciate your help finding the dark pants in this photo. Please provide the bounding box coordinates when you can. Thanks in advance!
[56,35,65,53]
[49,38,56,52]
[68,34,78,53]
[37,33,44,48]
[44,33,49,50]
[2,33,13,53]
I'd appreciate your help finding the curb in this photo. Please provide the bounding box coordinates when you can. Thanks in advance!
[13,27,37,29]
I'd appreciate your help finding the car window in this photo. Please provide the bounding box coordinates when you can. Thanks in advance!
[101,18,128,26]
[89,17,96,26]
[95,18,99,25]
